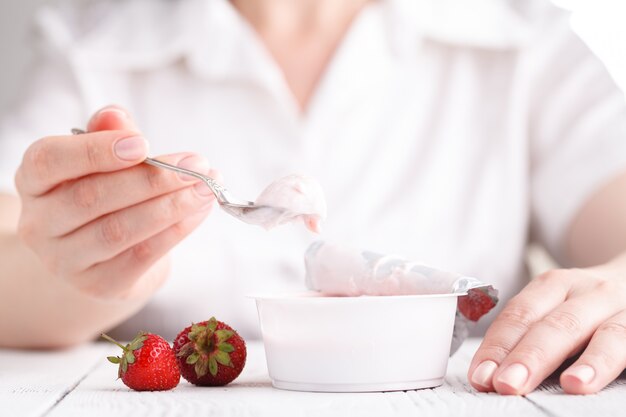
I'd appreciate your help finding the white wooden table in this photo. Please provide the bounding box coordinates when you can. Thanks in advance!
[1,338,625,417]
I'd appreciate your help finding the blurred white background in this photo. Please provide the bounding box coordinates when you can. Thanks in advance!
[1,0,625,114]
[0,0,624,275]
[0,0,49,114]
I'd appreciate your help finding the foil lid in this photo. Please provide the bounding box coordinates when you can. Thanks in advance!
[304,241,499,354]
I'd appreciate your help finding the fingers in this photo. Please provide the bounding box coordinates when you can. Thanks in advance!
[561,310,626,394]
[16,130,149,197]
[69,209,211,299]
[87,105,139,132]
[47,177,216,275]
[470,269,626,396]
[490,290,622,395]
[31,153,210,237]
[468,271,571,391]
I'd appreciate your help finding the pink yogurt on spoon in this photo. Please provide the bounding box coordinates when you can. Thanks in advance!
[253,174,327,233]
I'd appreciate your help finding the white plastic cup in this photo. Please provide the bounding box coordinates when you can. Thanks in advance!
[253,292,459,392]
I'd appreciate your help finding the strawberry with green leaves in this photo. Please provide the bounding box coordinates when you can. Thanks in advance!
[102,332,180,391]
[173,317,247,386]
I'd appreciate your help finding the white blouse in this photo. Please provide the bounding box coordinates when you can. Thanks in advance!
[1,0,626,339]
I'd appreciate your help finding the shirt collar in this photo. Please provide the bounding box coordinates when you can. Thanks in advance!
[42,0,537,77]
[400,0,535,50]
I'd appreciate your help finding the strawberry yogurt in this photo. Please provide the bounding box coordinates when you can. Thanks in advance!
[304,241,499,353]
[253,174,327,233]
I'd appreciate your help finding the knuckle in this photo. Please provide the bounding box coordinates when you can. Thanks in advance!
[67,273,100,298]
[98,215,127,247]
[583,349,615,371]
[496,300,537,332]
[40,252,63,276]
[596,279,626,297]
[144,165,170,192]
[596,321,626,339]
[535,268,567,285]
[477,343,512,361]
[158,191,190,221]
[71,179,101,209]
[513,343,549,365]
[534,270,552,284]
[170,218,193,240]
[37,242,67,277]
[82,139,102,170]
[541,310,582,337]
[24,138,53,183]
[17,216,37,246]
[130,241,154,264]
[41,244,82,277]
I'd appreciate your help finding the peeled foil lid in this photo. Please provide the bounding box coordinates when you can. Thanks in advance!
[304,241,499,355]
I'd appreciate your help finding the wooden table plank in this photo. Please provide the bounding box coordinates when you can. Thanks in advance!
[0,344,107,417]
[47,341,427,417]
[527,375,626,417]
[46,339,551,417]
[406,341,548,417]
[3,338,625,417]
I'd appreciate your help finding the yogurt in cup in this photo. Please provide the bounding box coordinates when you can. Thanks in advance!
[253,241,497,392]
[253,292,459,392]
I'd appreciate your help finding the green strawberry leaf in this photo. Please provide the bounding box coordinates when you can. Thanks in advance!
[207,317,218,332]
[215,330,233,344]
[209,356,218,376]
[186,352,200,365]
[127,334,147,351]
[189,324,203,341]
[176,342,194,358]
[218,343,234,353]
[195,357,209,377]
[107,356,120,364]
[125,351,136,364]
[214,351,232,367]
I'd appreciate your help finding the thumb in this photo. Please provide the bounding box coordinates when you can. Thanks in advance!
[87,105,140,132]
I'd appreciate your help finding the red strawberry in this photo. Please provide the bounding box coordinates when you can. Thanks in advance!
[173,317,247,386]
[458,287,498,321]
[102,332,180,391]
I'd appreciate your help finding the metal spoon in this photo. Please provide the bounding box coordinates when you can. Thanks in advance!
[71,128,289,226]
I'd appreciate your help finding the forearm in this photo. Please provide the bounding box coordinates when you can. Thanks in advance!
[0,232,157,349]
[566,171,626,268]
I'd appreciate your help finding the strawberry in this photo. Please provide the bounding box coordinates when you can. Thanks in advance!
[173,317,247,386]
[458,287,498,321]
[102,332,180,391]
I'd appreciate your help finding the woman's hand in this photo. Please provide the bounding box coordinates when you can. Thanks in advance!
[15,106,218,299]
[468,261,626,395]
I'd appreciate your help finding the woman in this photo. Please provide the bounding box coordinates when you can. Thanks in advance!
[1,0,626,396]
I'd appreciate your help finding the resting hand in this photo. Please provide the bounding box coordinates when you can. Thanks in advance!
[468,260,626,395]
[15,106,218,299]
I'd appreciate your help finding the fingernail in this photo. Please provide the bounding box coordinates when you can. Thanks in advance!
[177,156,211,181]
[471,360,498,388]
[564,365,595,384]
[98,107,128,120]
[194,181,215,197]
[114,136,148,161]
[496,363,529,391]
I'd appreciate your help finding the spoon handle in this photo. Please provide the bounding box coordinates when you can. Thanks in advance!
[143,157,228,203]
[71,128,229,203]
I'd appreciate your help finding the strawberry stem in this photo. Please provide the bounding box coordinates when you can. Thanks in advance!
[101,333,127,350]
